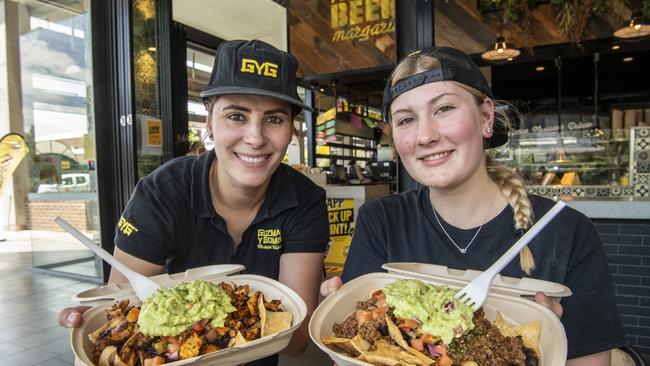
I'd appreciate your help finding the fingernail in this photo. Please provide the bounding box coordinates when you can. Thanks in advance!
[66,312,78,326]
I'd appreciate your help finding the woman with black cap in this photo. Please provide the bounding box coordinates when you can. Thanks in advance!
[59,39,329,366]
[321,47,627,365]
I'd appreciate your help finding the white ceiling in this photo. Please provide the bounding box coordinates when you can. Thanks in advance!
[172,0,287,51]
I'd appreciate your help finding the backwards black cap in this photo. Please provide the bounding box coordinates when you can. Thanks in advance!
[201,39,311,113]
[383,46,507,148]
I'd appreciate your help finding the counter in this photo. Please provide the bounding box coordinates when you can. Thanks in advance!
[565,199,650,219]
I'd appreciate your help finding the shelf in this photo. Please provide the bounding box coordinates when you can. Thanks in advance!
[316,154,371,161]
[318,142,375,151]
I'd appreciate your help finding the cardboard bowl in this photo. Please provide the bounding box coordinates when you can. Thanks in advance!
[71,273,307,366]
[309,272,567,366]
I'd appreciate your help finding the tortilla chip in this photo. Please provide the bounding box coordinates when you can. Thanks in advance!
[495,312,541,356]
[258,293,292,337]
[359,340,425,366]
[227,331,248,347]
[322,334,371,356]
[384,316,435,365]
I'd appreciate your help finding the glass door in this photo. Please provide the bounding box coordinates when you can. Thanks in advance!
[15,0,102,282]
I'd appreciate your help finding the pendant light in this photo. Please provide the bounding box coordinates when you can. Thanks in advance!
[587,52,606,138]
[481,36,521,61]
[614,11,650,39]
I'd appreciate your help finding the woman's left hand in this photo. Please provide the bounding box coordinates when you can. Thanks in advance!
[534,291,563,318]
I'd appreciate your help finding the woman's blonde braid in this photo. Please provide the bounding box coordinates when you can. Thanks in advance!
[486,157,536,274]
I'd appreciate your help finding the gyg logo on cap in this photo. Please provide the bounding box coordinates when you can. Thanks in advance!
[240,58,279,78]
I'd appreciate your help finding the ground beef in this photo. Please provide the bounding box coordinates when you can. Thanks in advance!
[449,309,529,366]
[355,297,377,311]
[357,319,392,343]
[332,314,358,339]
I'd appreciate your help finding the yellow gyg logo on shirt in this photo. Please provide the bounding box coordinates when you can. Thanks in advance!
[241,58,278,78]
[118,216,139,237]
[257,228,282,250]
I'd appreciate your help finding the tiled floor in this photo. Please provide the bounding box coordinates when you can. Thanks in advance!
[0,231,332,366]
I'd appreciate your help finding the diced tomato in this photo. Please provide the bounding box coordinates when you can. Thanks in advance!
[371,290,386,301]
[437,349,453,366]
[410,338,424,352]
[355,310,373,325]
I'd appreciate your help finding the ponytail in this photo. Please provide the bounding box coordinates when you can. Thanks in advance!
[486,156,535,274]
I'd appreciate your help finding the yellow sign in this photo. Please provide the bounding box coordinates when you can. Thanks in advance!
[324,198,355,267]
[330,0,395,42]
[240,58,278,78]
[0,133,29,193]
[316,107,337,126]
[146,119,162,146]
[61,160,70,170]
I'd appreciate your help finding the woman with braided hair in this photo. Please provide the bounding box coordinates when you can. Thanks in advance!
[320,47,626,365]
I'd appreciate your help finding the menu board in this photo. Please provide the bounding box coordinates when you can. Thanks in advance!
[288,0,396,76]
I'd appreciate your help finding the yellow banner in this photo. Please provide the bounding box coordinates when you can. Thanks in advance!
[0,133,29,192]
[324,198,355,267]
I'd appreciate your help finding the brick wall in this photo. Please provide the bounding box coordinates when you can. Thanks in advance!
[26,200,91,231]
[594,218,650,359]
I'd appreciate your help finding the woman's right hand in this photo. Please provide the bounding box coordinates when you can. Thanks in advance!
[320,276,343,297]
[57,306,91,328]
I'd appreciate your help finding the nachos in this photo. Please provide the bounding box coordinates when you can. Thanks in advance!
[89,280,292,366]
[323,279,540,366]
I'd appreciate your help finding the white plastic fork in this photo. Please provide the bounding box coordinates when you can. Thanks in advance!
[55,216,162,301]
[454,200,567,311]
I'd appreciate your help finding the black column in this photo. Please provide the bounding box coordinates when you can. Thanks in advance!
[156,0,189,160]
[304,88,317,168]
[394,0,434,193]
[91,0,136,282]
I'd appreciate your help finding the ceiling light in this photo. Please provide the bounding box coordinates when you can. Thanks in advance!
[535,66,545,71]
[148,47,156,52]
[614,11,650,39]
[611,44,620,50]
[481,36,521,61]
[623,57,634,62]
[507,57,513,61]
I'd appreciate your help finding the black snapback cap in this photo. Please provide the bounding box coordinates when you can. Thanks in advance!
[200,39,311,113]
[383,46,507,148]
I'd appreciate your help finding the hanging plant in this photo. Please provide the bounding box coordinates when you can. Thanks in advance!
[477,0,634,45]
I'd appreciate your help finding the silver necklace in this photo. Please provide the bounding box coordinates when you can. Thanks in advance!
[432,207,483,254]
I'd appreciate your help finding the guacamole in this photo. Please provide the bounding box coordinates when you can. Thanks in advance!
[138,280,236,336]
[384,279,475,344]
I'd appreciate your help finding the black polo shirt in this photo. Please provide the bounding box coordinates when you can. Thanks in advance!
[114,150,329,365]
[116,149,329,278]
[342,188,628,359]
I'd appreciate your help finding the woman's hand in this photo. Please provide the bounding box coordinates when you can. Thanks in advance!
[534,291,563,318]
[320,276,342,297]
[57,305,91,328]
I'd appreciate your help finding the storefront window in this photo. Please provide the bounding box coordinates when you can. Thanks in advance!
[133,0,161,178]
[16,0,102,281]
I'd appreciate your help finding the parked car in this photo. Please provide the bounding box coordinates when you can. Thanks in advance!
[37,173,91,193]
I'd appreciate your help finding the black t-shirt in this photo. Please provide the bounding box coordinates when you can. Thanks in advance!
[342,187,628,359]
[115,149,329,366]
